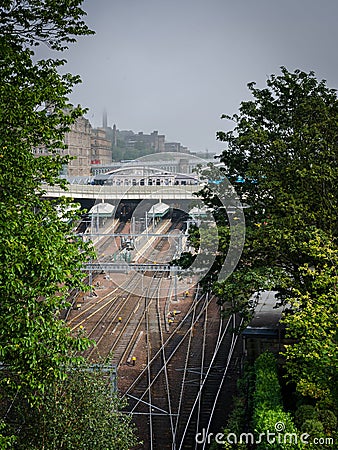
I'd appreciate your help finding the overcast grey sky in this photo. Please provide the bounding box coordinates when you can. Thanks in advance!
[60,0,338,154]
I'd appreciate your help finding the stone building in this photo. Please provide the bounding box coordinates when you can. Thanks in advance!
[164,142,189,153]
[91,127,112,166]
[33,116,115,177]
[63,116,92,177]
[112,127,166,153]
[33,116,92,177]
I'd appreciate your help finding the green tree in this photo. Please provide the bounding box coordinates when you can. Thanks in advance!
[0,0,94,404]
[212,68,338,404]
[252,352,302,450]
[282,232,338,406]
[219,67,338,236]
[0,2,138,448]
[216,68,338,291]
[9,367,139,450]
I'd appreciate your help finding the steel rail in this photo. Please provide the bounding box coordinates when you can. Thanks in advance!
[173,288,205,444]
[68,275,140,331]
[156,277,176,445]
[109,222,179,367]
[68,218,171,327]
[193,291,210,450]
[177,314,232,450]
[86,292,141,360]
[68,284,126,327]
[145,275,164,450]
[125,292,211,411]
[201,314,244,450]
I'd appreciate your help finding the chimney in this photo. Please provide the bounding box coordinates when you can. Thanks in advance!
[103,109,108,129]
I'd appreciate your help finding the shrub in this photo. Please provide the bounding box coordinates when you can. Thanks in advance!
[295,404,318,427]
[252,352,303,449]
[317,410,337,434]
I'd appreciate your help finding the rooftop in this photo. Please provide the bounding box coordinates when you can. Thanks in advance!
[242,290,286,336]
[148,202,170,217]
[88,202,115,217]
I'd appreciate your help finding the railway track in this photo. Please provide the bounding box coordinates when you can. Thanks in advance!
[67,219,180,362]
[123,290,242,450]
[67,217,242,449]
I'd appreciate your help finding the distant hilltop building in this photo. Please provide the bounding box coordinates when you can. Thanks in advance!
[111,126,189,154]
[164,142,188,153]
[112,128,166,153]
[105,112,189,155]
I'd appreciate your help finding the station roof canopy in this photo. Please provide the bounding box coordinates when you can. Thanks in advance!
[148,202,170,218]
[100,166,171,178]
[88,202,115,218]
[189,206,211,218]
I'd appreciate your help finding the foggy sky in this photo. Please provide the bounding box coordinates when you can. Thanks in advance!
[59,0,338,154]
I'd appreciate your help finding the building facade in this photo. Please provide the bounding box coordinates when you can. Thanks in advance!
[112,128,166,153]
[164,142,189,153]
[91,127,112,166]
[34,113,192,177]
[63,116,92,177]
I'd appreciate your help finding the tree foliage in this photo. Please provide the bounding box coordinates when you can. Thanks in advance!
[214,353,302,450]
[0,1,138,448]
[252,352,302,450]
[217,68,338,286]
[282,232,338,404]
[219,67,338,236]
[0,0,95,404]
[213,67,338,405]
[6,367,139,450]
[0,0,93,51]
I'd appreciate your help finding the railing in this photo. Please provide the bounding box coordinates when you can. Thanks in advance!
[43,184,200,200]
[82,262,177,272]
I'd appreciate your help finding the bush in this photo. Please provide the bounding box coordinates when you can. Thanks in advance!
[295,405,318,427]
[0,421,16,449]
[252,352,303,449]
[301,419,324,437]
[253,352,282,421]
[6,367,139,450]
[317,410,337,434]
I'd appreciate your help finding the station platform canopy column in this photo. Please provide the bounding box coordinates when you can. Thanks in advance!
[88,201,115,232]
[147,201,170,227]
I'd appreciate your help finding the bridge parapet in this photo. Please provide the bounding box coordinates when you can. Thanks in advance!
[43,184,200,200]
[83,263,176,273]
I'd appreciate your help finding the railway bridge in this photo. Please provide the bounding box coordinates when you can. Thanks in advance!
[43,183,200,200]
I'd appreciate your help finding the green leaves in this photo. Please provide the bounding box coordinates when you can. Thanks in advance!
[0,0,94,51]
[0,4,137,447]
[0,197,96,399]
[4,368,139,449]
[0,0,94,409]
[212,68,338,406]
[252,352,302,450]
[281,235,338,403]
[219,68,338,236]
